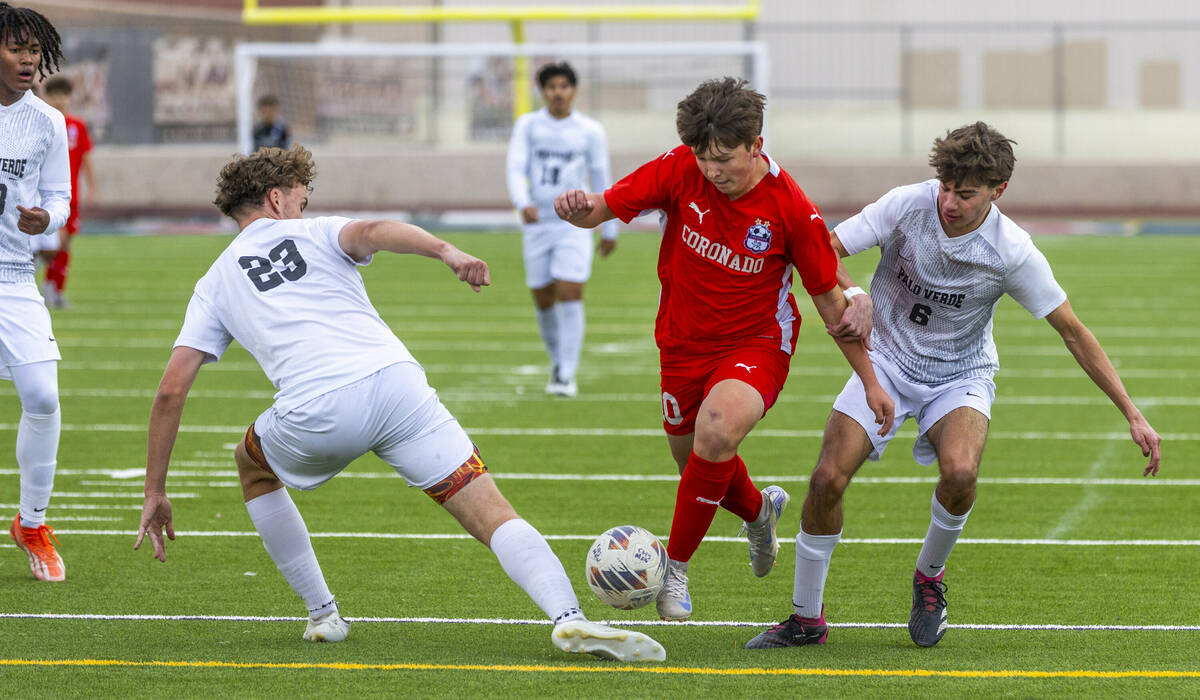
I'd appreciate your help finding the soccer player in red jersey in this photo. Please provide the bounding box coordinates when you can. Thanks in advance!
[39,74,93,308]
[555,77,894,620]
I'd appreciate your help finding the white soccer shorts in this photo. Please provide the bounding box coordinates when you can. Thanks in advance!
[253,361,474,491]
[0,281,61,381]
[831,352,996,466]
[522,219,593,288]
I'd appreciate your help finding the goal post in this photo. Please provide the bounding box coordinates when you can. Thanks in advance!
[234,40,770,156]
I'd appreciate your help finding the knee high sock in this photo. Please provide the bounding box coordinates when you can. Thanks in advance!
[489,518,583,624]
[554,300,584,383]
[667,453,736,562]
[535,306,559,370]
[17,408,60,528]
[793,530,841,620]
[47,249,70,292]
[719,455,763,523]
[915,491,972,579]
[245,488,337,618]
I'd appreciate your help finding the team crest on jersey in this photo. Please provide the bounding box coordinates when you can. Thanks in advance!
[743,219,773,253]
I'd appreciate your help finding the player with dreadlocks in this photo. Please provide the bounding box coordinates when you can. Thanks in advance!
[0,2,71,581]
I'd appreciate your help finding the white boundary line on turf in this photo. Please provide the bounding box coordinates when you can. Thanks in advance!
[45,530,1200,546]
[0,612,1195,632]
[3,423,1199,440]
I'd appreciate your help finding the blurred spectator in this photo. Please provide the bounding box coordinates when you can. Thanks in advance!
[252,94,290,151]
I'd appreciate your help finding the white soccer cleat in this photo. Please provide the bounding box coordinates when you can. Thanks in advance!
[545,379,578,398]
[303,612,350,642]
[551,619,666,662]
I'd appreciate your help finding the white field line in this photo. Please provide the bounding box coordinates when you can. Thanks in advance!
[0,612,1196,632]
[43,530,1200,546]
[3,386,1199,408]
[22,469,1200,487]
[40,361,1200,380]
[1046,435,1120,539]
[4,423,1198,441]
[0,503,142,511]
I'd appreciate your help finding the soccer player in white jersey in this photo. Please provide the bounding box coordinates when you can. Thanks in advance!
[134,146,665,662]
[0,3,71,582]
[747,122,1162,650]
[506,61,617,397]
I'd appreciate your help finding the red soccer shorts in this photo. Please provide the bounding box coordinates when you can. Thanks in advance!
[65,202,79,235]
[658,345,791,435]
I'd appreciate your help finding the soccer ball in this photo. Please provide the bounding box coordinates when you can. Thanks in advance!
[585,525,668,610]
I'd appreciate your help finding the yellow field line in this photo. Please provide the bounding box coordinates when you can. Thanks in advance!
[0,659,1197,679]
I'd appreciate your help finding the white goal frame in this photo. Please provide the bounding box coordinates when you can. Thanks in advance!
[234,40,770,155]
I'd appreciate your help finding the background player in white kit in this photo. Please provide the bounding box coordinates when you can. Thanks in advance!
[506,61,616,397]
[134,145,664,662]
[747,121,1162,650]
[0,2,71,582]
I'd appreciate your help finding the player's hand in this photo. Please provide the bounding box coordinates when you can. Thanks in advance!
[598,237,616,258]
[866,383,895,436]
[1130,415,1162,476]
[442,247,490,292]
[554,189,594,225]
[520,205,539,224]
[16,206,50,235]
[134,492,175,562]
[827,293,873,350]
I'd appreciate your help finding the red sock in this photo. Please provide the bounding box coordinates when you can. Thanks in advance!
[719,455,763,523]
[46,249,69,292]
[666,452,737,562]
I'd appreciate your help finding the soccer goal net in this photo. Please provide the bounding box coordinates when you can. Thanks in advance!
[234,41,768,155]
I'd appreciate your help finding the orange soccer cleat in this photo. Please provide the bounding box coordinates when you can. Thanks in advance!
[10,514,65,582]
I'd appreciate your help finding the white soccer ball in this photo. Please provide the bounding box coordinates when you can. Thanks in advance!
[585,525,668,610]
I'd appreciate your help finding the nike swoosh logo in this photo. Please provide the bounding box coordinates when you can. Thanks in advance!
[33,507,46,512]
[695,496,721,505]
[965,392,981,398]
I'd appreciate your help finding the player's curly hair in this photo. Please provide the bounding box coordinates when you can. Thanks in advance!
[213,145,316,219]
[929,121,1017,187]
[675,77,765,153]
[536,61,576,88]
[0,2,63,79]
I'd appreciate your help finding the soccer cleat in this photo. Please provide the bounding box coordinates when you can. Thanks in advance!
[545,379,578,397]
[303,612,350,642]
[551,619,666,662]
[9,515,65,582]
[745,612,829,649]
[655,558,692,621]
[909,571,949,647]
[741,485,790,577]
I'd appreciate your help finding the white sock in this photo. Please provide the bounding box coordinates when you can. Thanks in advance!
[554,300,584,383]
[535,306,559,372]
[245,488,337,618]
[17,408,60,528]
[915,492,972,579]
[793,529,840,619]
[489,518,582,624]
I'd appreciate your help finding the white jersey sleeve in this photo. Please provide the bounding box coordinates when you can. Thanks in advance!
[38,111,71,233]
[987,218,1068,319]
[505,113,533,211]
[835,183,925,255]
[175,286,234,363]
[586,121,618,240]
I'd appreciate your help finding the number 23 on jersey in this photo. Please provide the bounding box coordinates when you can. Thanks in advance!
[238,238,308,292]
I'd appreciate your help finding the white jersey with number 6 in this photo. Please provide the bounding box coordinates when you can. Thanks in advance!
[174,216,416,414]
[835,179,1067,385]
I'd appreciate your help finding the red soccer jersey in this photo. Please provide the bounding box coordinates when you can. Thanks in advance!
[604,145,838,355]
[64,113,92,194]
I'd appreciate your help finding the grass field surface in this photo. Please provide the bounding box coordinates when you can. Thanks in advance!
[0,229,1197,697]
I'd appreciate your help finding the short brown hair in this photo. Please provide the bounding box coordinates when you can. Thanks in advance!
[213,145,315,219]
[42,74,71,95]
[676,77,765,152]
[929,121,1016,187]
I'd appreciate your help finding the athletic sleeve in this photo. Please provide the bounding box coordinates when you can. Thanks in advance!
[603,147,683,223]
[78,120,93,155]
[174,286,233,364]
[314,216,365,266]
[505,114,533,210]
[1005,243,1068,319]
[587,123,619,240]
[785,196,839,297]
[835,183,917,255]
[38,111,71,233]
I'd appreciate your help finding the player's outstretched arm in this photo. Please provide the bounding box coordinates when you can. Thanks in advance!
[825,231,873,349]
[553,189,615,230]
[1045,301,1162,475]
[812,287,895,435]
[137,346,206,561]
[339,220,490,292]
